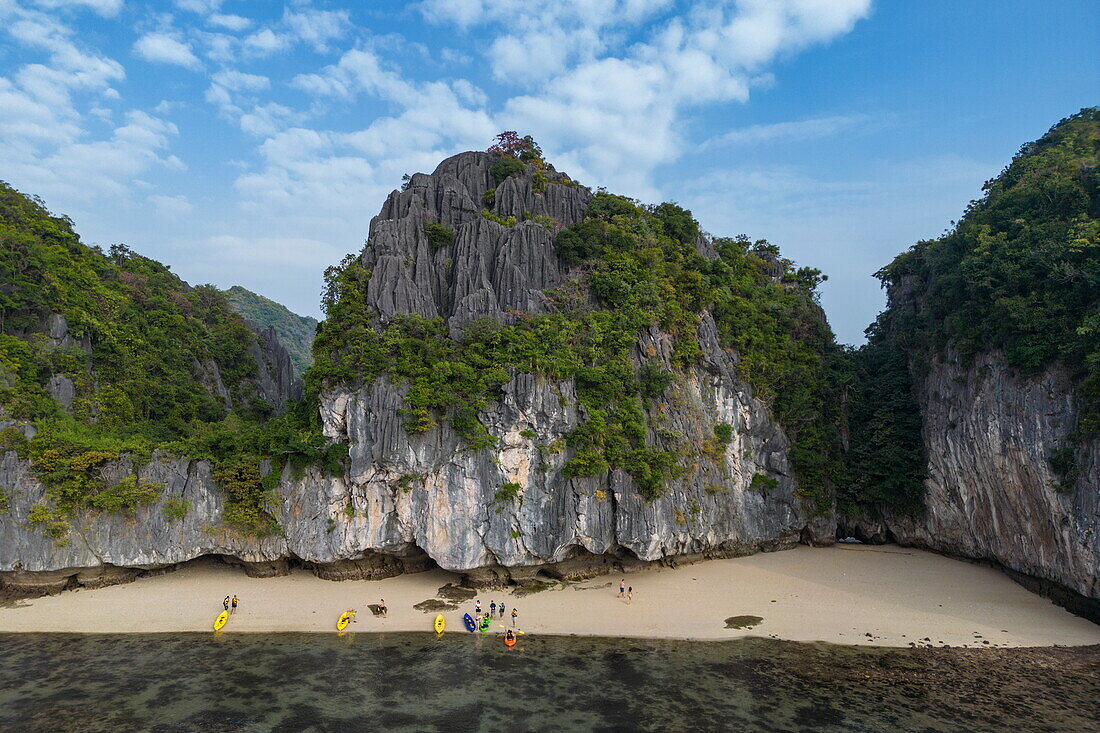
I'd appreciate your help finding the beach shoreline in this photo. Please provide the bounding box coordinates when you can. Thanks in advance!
[1,545,1097,648]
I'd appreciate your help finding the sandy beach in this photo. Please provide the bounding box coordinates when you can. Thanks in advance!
[1,545,1097,647]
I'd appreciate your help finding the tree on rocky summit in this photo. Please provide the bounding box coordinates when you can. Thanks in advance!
[488,131,525,156]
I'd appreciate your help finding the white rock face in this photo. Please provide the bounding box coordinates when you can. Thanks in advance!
[888,351,1099,601]
[0,152,828,590]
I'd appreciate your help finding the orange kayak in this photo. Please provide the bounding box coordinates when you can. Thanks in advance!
[504,635,516,647]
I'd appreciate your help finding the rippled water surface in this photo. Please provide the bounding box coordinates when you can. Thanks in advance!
[1,633,1097,732]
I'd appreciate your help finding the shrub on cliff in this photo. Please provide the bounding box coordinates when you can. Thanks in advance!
[425,223,455,248]
[490,156,525,184]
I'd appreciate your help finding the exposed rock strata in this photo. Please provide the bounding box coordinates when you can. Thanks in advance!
[1,152,831,593]
[889,352,1098,607]
[7,150,1093,618]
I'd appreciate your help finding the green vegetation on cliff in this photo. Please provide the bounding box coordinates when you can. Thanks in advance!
[224,285,318,377]
[0,183,263,433]
[311,182,844,508]
[0,182,337,540]
[854,108,1099,507]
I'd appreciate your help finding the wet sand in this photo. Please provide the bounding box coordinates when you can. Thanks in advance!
[1,545,1097,647]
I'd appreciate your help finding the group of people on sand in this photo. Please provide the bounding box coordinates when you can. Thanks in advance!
[222,595,239,613]
[618,579,633,603]
[474,598,517,625]
[341,599,387,624]
[474,598,519,643]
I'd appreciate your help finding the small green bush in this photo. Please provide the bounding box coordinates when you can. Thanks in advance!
[482,188,496,206]
[522,211,557,231]
[162,496,191,521]
[749,473,778,491]
[490,156,525,183]
[494,481,522,503]
[211,459,281,537]
[479,210,517,227]
[713,423,733,444]
[639,362,673,399]
[27,503,71,543]
[532,170,548,194]
[89,475,164,514]
[0,427,29,456]
[425,223,455,248]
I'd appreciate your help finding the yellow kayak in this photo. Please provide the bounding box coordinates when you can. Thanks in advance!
[337,611,352,631]
[434,614,445,634]
[213,610,229,631]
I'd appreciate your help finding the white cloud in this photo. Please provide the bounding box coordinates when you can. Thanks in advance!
[175,0,222,12]
[439,47,470,66]
[32,0,122,16]
[204,70,296,136]
[419,0,674,30]
[703,114,872,147]
[483,0,874,195]
[290,49,408,100]
[283,6,350,52]
[0,2,124,151]
[239,103,301,137]
[243,28,290,57]
[421,0,672,83]
[211,69,270,93]
[149,193,193,217]
[133,33,204,70]
[245,46,496,221]
[208,13,252,32]
[0,1,186,229]
[197,30,237,62]
[2,110,181,204]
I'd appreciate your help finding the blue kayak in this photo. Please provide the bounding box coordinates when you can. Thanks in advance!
[463,613,476,632]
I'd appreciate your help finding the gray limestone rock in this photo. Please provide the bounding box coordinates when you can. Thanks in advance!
[885,351,1099,602]
[9,150,1091,616]
[247,323,302,409]
[46,374,75,412]
[0,151,828,592]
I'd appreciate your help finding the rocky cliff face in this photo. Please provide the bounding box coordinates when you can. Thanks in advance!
[249,323,302,408]
[840,271,1099,615]
[886,352,1099,604]
[1,152,831,592]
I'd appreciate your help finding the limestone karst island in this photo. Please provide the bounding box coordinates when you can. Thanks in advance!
[0,1,1097,731]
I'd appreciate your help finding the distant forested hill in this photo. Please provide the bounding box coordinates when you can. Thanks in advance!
[224,286,318,377]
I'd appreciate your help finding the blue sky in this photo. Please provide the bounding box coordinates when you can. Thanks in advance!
[0,1,1096,344]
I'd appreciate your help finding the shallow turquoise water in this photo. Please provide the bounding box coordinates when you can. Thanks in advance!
[0,633,1096,732]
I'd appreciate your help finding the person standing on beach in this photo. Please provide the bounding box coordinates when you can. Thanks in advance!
[231,595,238,614]
[511,607,518,625]
[475,599,482,616]
[223,596,230,611]
[499,603,506,619]
[627,587,633,604]
[618,579,625,597]
[490,600,497,617]
[379,599,387,617]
